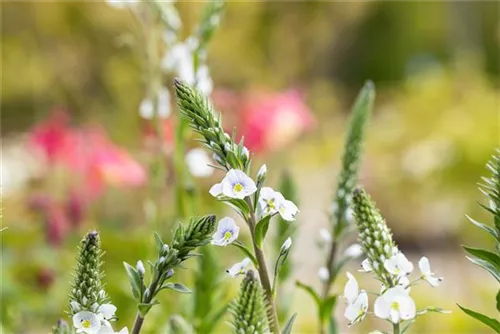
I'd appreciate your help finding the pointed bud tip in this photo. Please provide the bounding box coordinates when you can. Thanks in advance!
[246,269,256,280]
[353,187,364,196]
[87,230,99,240]
[173,77,182,86]
[364,80,374,90]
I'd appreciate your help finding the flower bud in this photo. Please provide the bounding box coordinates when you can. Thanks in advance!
[280,237,292,252]
[256,164,267,185]
[162,244,169,255]
[166,268,175,279]
[136,260,145,276]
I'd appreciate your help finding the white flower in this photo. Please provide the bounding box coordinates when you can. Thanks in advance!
[226,258,251,277]
[277,198,299,221]
[258,187,282,216]
[374,286,416,324]
[418,257,443,287]
[319,228,332,244]
[211,217,239,246]
[98,326,129,334]
[209,183,222,197]
[73,311,101,334]
[139,88,171,119]
[195,64,213,96]
[344,244,363,258]
[220,169,257,199]
[344,272,359,304]
[359,258,372,272]
[136,261,145,276]
[280,237,292,252]
[97,304,117,320]
[344,291,368,325]
[318,267,330,282]
[384,252,414,277]
[185,148,213,178]
[106,0,137,9]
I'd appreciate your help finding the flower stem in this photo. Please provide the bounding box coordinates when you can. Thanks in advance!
[245,198,281,334]
[318,236,338,334]
[393,323,400,334]
[131,275,161,334]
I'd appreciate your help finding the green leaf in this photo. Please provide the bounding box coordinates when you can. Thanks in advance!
[496,290,500,313]
[466,215,499,241]
[417,307,452,315]
[154,232,164,254]
[295,281,321,307]
[463,246,500,282]
[328,315,338,334]
[138,301,159,317]
[281,313,297,334]
[320,295,338,323]
[255,215,272,248]
[161,282,192,294]
[232,241,258,266]
[123,262,141,301]
[224,198,250,217]
[458,304,500,333]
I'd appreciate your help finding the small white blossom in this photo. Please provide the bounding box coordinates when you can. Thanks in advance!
[374,286,416,324]
[211,217,239,247]
[344,244,363,258]
[209,183,222,197]
[418,256,443,287]
[258,187,282,216]
[344,291,368,325]
[280,237,292,252]
[384,252,414,277]
[73,311,101,333]
[185,148,213,178]
[226,258,251,277]
[319,228,332,244]
[139,88,171,120]
[136,261,145,276]
[359,258,372,272]
[343,272,359,304]
[277,198,299,221]
[220,169,257,199]
[318,267,330,282]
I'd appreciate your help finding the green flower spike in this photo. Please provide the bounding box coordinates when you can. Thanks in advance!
[352,188,397,286]
[69,231,109,314]
[230,270,269,334]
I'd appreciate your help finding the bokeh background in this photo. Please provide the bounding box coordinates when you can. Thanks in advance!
[1,1,499,333]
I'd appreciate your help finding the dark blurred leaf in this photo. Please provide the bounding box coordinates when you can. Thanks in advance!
[281,313,297,334]
[464,246,500,282]
[458,304,500,333]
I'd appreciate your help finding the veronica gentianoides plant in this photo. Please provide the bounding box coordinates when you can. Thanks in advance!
[295,81,374,334]
[458,149,500,333]
[124,215,216,334]
[174,79,299,334]
[344,188,449,334]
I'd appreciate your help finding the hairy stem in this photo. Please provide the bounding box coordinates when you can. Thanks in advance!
[245,198,280,334]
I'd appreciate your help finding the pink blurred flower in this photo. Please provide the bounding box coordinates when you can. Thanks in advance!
[240,90,314,153]
[45,202,69,247]
[65,190,87,228]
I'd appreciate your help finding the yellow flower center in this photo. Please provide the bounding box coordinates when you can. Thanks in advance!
[82,320,91,328]
[223,231,232,240]
[233,183,244,193]
[391,301,400,311]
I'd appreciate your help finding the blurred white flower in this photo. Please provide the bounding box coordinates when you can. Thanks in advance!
[211,217,239,247]
[384,252,413,278]
[185,148,213,178]
[226,258,251,277]
[344,244,363,258]
[319,228,332,244]
[374,286,416,324]
[344,291,368,325]
[139,88,171,119]
[106,0,137,9]
[318,267,329,282]
[73,311,101,333]
[418,256,443,287]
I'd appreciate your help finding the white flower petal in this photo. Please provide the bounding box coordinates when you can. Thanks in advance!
[72,311,101,333]
[209,183,222,197]
[319,228,332,243]
[97,304,117,320]
[360,258,372,272]
[226,258,251,277]
[278,199,299,221]
[397,295,416,321]
[344,244,363,258]
[374,294,390,320]
[418,256,431,274]
[344,272,359,304]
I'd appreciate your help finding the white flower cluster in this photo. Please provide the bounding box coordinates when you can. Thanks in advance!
[343,251,443,326]
[70,301,128,334]
[209,167,298,277]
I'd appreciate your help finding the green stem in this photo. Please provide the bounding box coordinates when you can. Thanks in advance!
[131,276,161,334]
[245,198,280,334]
[393,322,400,334]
